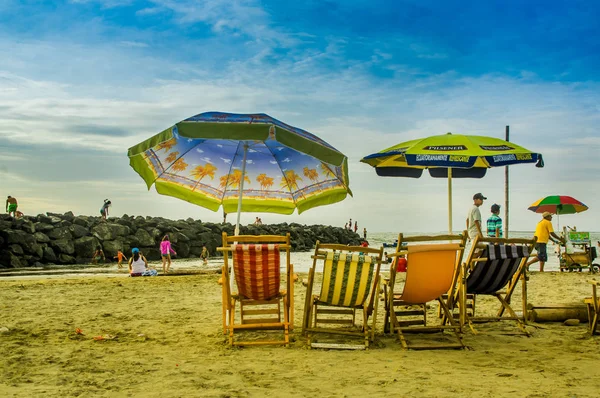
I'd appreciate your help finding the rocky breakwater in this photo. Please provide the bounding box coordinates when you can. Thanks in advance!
[0,212,362,268]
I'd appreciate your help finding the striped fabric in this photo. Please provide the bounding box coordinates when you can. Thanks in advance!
[318,252,375,307]
[466,244,529,295]
[232,244,281,301]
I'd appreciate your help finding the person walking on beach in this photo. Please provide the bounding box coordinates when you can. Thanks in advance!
[160,235,177,274]
[466,193,486,241]
[113,250,128,269]
[128,248,158,277]
[200,245,209,265]
[486,204,503,238]
[526,212,565,272]
[6,196,18,217]
[100,199,111,221]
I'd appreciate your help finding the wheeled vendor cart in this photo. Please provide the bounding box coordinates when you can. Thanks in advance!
[559,231,599,273]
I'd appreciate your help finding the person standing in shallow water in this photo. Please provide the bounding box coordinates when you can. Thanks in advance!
[363,227,367,240]
[160,235,177,274]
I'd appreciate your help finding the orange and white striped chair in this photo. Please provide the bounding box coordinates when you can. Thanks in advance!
[219,232,293,347]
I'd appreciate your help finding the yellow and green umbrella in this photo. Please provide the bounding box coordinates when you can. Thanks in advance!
[361,133,543,233]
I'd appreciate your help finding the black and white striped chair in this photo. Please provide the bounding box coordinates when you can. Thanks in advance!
[455,236,537,334]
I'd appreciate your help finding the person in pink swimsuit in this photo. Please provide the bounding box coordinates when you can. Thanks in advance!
[160,235,177,274]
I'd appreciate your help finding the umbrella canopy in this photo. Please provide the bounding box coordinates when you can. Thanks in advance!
[361,133,543,233]
[528,196,588,215]
[127,112,352,231]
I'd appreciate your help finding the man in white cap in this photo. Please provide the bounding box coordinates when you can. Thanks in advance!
[466,192,486,241]
[526,212,565,272]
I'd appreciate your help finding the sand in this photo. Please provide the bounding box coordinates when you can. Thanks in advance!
[1,271,600,397]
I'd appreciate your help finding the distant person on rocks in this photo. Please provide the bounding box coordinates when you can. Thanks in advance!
[254,217,260,225]
[160,235,177,274]
[100,199,111,221]
[6,196,18,217]
[354,221,358,233]
[200,245,209,265]
[91,246,105,264]
[223,211,227,224]
[128,248,157,277]
[15,210,24,219]
[113,250,128,269]
[349,218,352,230]
[486,204,503,238]
[345,222,348,230]
[363,227,367,240]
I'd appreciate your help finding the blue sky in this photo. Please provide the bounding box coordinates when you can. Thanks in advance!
[1,0,599,232]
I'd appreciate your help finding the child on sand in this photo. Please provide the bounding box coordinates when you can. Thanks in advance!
[113,250,128,269]
[160,235,177,274]
[128,248,157,277]
[91,247,105,264]
[200,246,209,265]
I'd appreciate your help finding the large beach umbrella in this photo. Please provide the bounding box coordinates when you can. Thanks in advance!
[528,195,588,230]
[128,112,352,234]
[360,133,543,233]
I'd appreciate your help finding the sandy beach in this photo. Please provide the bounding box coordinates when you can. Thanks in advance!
[1,269,599,397]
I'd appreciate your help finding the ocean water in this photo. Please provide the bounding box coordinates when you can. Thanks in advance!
[280,231,600,273]
[3,231,598,280]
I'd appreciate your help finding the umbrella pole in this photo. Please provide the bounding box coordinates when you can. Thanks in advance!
[230,142,249,312]
[448,168,453,234]
[234,142,249,236]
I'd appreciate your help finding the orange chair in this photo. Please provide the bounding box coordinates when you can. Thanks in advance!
[218,232,293,347]
[385,232,467,350]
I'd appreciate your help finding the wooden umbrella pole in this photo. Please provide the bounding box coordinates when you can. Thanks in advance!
[448,167,453,234]
[504,125,510,238]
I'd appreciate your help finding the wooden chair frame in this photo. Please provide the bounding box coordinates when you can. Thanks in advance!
[302,242,383,349]
[585,280,600,335]
[451,235,537,335]
[385,232,467,350]
[218,232,293,347]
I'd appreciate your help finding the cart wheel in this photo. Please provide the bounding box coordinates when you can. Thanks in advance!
[560,267,566,272]
[571,263,581,272]
[592,264,600,273]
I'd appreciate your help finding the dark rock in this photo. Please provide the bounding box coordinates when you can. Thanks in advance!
[43,246,57,262]
[140,247,161,261]
[8,244,24,255]
[74,236,100,258]
[73,216,90,227]
[0,251,23,268]
[134,229,155,247]
[17,220,36,234]
[58,254,76,264]
[0,229,36,250]
[51,239,75,255]
[91,223,130,241]
[69,224,89,239]
[102,240,124,258]
[34,222,54,232]
[176,242,190,257]
[37,215,53,224]
[47,227,72,240]
[34,232,50,243]
[63,211,75,221]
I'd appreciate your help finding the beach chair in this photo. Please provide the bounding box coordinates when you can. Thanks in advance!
[584,280,600,335]
[302,242,383,349]
[218,232,293,347]
[384,232,467,350]
[452,236,537,335]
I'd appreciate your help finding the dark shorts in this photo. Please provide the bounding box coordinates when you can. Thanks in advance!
[535,243,548,262]
[161,253,170,257]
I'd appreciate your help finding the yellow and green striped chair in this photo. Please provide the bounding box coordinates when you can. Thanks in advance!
[302,242,384,349]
